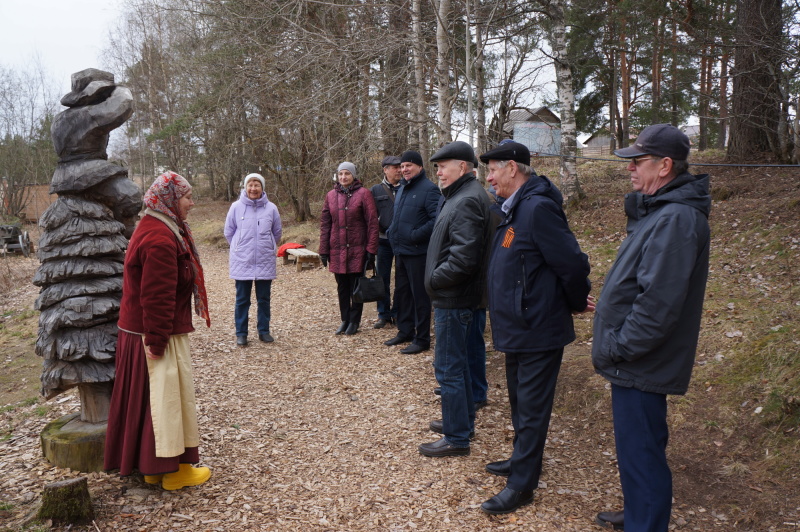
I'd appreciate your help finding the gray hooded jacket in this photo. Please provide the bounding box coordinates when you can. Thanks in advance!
[592,172,711,395]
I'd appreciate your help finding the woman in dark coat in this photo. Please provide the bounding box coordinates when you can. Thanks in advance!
[319,162,379,335]
[104,171,212,490]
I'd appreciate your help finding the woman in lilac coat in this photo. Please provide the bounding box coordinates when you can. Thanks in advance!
[224,173,282,346]
[319,162,379,335]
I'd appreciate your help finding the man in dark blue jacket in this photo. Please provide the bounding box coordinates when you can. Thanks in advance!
[592,124,711,532]
[370,156,402,329]
[385,151,441,354]
[480,141,592,515]
[417,141,493,458]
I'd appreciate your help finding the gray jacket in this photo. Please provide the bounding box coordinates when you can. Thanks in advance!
[592,172,711,395]
[424,172,493,309]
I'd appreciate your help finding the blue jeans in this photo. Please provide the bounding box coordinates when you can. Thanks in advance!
[376,239,397,320]
[235,280,272,337]
[433,307,474,447]
[468,309,488,403]
[612,384,671,532]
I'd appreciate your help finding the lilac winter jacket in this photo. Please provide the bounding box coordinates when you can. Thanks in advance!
[224,190,282,280]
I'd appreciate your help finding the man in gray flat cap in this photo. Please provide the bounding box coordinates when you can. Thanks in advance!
[593,124,710,532]
[417,141,493,458]
[370,156,402,328]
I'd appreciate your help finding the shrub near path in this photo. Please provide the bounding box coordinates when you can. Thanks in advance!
[0,158,798,531]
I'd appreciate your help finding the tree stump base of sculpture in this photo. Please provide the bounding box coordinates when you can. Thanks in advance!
[40,413,106,472]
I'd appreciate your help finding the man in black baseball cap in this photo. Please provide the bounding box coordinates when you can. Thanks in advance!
[592,123,709,531]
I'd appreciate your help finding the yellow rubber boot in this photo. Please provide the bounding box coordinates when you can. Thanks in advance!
[161,463,212,491]
[143,474,164,485]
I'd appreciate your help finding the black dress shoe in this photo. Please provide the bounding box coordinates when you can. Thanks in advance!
[344,323,359,335]
[335,322,348,335]
[418,437,469,457]
[258,333,274,343]
[428,419,474,439]
[480,487,534,515]
[236,336,248,347]
[485,459,511,477]
[400,343,429,354]
[384,334,411,346]
[475,400,488,411]
[596,510,624,530]
[373,318,393,329]
[434,387,441,395]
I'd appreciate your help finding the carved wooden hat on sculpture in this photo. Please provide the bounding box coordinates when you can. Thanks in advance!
[34,69,140,402]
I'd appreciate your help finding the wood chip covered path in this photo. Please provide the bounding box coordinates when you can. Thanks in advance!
[1,243,748,531]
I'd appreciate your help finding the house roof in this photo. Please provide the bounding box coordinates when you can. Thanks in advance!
[502,106,561,134]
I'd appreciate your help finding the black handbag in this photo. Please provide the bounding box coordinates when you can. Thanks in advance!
[352,262,384,304]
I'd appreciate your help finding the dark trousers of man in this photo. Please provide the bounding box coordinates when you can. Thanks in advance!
[394,254,431,347]
[434,308,475,447]
[468,309,488,403]
[505,348,563,492]
[376,238,397,321]
[234,279,272,337]
[611,384,671,532]
[334,272,364,326]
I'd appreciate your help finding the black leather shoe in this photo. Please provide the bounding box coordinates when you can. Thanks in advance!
[596,510,624,530]
[335,322,348,335]
[434,387,441,395]
[236,336,248,347]
[384,334,411,346]
[481,487,534,515]
[485,459,511,477]
[258,333,274,343]
[400,343,429,354]
[344,323,359,335]
[374,318,394,329]
[418,437,469,457]
[475,400,488,411]
[428,419,474,439]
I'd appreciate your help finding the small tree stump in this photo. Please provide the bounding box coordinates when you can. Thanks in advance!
[40,413,106,472]
[37,477,94,524]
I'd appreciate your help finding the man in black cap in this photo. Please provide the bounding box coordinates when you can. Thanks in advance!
[479,141,592,514]
[385,150,441,354]
[370,156,402,328]
[592,124,710,532]
[416,141,493,457]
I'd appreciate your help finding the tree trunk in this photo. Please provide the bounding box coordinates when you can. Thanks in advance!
[475,15,487,181]
[728,0,782,160]
[38,477,94,525]
[434,0,452,144]
[549,0,584,205]
[412,0,428,159]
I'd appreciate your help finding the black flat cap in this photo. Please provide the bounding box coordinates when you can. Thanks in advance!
[381,155,401,167]
[479,141,530,165]
[430,141,476,164]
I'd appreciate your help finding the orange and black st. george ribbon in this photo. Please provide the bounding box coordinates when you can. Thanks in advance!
[502,226,515,248]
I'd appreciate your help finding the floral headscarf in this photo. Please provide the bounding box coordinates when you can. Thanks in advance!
[143,171,210,327]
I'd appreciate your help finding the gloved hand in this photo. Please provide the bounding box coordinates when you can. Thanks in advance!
[365,252,375,271]
[320,254,329,267]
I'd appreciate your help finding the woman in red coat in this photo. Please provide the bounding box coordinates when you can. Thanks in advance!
[104,171,212,490]
[319,162,379,335]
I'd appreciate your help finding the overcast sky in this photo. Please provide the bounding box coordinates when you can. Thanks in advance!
[0,0,124,95]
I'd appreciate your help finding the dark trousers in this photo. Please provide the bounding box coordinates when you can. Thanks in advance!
[394,254,431,347]
[334,272,364,326]
[234,279,272,337]
[505,348,563,492]
[612,384,671,532]
[376,238,397,320]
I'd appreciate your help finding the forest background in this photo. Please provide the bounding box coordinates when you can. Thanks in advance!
[1,0,799,220]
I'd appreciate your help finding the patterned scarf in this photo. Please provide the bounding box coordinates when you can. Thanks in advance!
[143,171,211,327]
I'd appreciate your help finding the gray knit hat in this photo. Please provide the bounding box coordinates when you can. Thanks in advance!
[337,162,357,177]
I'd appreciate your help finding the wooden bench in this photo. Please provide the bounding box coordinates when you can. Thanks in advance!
[283,248,322,272]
